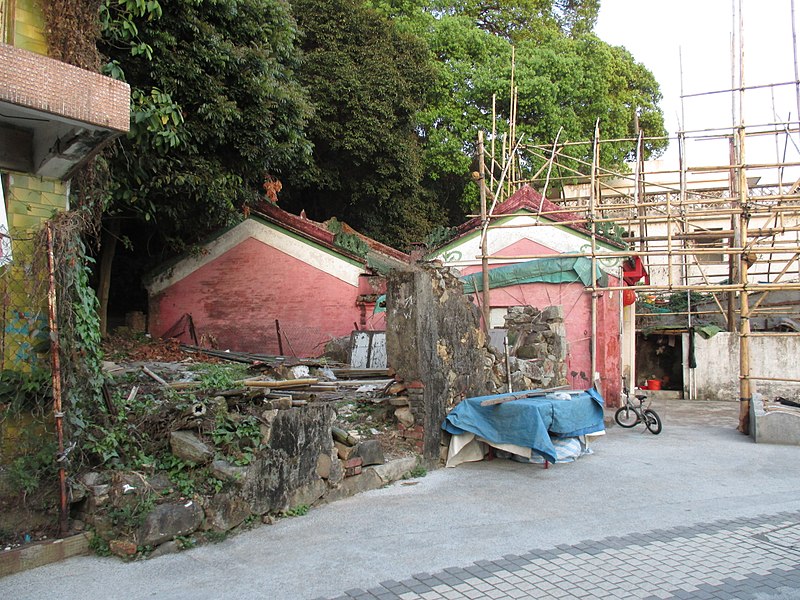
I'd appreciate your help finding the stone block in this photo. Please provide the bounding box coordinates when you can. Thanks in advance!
[328,456,344,485]
[316,453,332,479]
[542,306,564,321]
[137,501,204,547]
[394,406,415,428]
[148,540,180,559]
[371,457,418,485]
[355,439,385,466]
[169,430,213,465]
[210,460,248,484]
[322,469,383,503]
[286,478,327,508]
[203,493,251,532]
[334,441,356,460]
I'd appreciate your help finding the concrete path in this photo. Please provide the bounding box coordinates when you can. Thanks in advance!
[4,400,800,599]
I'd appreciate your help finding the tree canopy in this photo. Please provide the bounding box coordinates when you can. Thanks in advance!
[279,0,444,246]
[99,0,311,251]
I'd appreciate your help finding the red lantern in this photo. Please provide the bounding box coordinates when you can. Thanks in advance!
[622,288,636,306]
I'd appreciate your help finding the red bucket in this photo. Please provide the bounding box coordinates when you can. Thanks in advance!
[645,379,662,391]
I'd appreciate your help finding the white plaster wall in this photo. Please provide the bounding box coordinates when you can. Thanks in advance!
[147,219,364,295]
[690,332,800,400]
[435,214,622,275]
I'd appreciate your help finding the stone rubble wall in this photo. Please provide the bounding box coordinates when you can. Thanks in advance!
[386,265,571,463]
[70,402,416,558]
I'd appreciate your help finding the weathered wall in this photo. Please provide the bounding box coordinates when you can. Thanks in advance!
[691,332,800,400]
[148,237,365,356]
[386,266,494,461]
[1,174,68,371]
[6,0,48,54]
[459,270,622,406]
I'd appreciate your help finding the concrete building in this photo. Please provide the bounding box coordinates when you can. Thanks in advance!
[0,0,130,369]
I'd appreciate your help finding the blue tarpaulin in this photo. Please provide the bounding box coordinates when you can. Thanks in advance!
[442,388,605,464]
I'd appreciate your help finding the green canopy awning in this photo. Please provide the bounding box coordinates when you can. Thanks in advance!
[461,256,607,293]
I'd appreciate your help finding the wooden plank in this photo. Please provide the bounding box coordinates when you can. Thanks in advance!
[0,532,91,578]
[238,378,318,389]
[479,386,571,407]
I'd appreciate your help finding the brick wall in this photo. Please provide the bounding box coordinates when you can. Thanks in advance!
[0,44,130,132]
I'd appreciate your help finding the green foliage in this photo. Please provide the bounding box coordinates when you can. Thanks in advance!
[158,455,198,497]
[378,2,667,218]
[7,436,58,496]
[82,387,157,468]
[191,363,249,392]
[282,504,309,517]
[211,412,261,466]
[333,232,370,258]
[0,367,52,413]
[403,464,427,479]
[107,492,157,530]
[424,226,457,249]
[89,534,111,556]
[174,535,197,550]
[99,0,312,254]
[282,0,446,248]
[667,291,709,313]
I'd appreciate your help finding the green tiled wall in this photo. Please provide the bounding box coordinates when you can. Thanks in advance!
[11,0,48,55]
[2,173,67,371]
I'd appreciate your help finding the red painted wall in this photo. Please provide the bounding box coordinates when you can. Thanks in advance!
[149,237,367,357]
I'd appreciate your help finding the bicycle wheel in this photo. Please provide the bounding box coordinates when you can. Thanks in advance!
[643,409,662,434]
[614,405,639,428]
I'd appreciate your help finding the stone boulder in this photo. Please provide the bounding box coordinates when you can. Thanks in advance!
[170,430,213,465]
[137,500,204,547]
[355,440,385,466]
[203,493,251,532]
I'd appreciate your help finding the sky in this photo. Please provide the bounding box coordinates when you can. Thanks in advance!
[595,0,800,172]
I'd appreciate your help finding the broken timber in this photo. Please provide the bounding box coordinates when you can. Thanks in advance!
[479,386,571,407]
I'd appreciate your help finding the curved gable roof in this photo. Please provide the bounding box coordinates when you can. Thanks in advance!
[447,184,625,250]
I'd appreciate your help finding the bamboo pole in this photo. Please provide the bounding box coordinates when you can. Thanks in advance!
[590,121,600,383]
[478,130,491,332]
[736,0,752,434]
[46,223,69,538]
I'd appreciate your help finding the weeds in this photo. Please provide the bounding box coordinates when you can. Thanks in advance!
[282,504,309,517]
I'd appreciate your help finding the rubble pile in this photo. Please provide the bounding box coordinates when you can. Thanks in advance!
[66,354,420,560]
[500,305,570,391]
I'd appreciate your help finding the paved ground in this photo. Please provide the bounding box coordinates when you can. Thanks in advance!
[4,399,800,599]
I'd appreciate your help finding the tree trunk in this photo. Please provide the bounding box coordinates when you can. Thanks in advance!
[97,218,119,338]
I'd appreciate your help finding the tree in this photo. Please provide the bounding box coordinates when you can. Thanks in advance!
[379,1,666,218]
[281,0,445,248]
[95,0,311,331]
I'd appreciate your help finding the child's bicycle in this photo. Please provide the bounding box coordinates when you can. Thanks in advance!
[614,386,662,434]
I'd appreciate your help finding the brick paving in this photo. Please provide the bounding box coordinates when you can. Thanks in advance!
[319,510,800,600]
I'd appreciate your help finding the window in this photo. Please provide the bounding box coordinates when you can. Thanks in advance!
[0,172,11,266]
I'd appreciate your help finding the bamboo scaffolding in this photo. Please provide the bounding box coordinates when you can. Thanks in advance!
[472,7,800,417]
